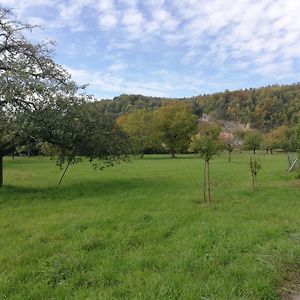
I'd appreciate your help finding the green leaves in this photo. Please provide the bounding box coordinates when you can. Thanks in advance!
[27,98,131,171]
[153,103,198,157]
[243,130,263,153]
[0,7,79,110]
[190,122,223,162]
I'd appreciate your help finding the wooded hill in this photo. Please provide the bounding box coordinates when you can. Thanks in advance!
[91,83,300,132]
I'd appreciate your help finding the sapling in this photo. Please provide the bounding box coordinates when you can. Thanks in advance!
[190,122,223,204]
[249,156,261,191]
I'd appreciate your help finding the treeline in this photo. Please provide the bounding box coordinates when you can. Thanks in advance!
[92,83,300,131]
[115,103,300,159]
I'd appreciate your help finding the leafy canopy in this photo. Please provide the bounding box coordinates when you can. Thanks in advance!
[0,7,79,110]
[153,103,198,155]
[24,97,131,169]
[190,122,223,161]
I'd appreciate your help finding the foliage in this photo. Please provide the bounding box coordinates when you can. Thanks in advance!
[190,122,223,203]
[93,83,300,132]
[262,131,278,154]
[0,109,16,156]
[0,7,81,187]
[25,98,131,172]
[219,132,235,161]
[117,109,156,157]
[153,103,198,157]
[0,7,78,110]
[190,122,223,161]
[0,108,20,186]
[243,130,263,154]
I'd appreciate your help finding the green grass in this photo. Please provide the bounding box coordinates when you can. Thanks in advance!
[0,153,299,299]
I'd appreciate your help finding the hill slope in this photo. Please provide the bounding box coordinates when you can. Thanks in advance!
[91,83,300,131]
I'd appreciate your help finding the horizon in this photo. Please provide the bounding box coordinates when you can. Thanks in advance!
[97,81,300,101]
[3,0,300,99]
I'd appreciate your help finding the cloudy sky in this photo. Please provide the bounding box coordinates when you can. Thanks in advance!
[1,0,300,98]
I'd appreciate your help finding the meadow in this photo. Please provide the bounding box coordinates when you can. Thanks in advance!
[0,153,299,299]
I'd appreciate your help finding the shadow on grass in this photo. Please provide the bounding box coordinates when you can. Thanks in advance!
[0,177,171,204]
[142,155,197,160]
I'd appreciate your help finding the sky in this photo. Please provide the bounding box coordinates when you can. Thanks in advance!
[1,0,300,99]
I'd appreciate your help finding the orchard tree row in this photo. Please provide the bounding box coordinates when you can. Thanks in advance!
[117,105,300,158]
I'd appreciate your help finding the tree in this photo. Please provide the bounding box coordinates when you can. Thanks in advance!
[190,122,223,204]
[249,156,261,191]
[23,97,131,185]
[243,130,262,154]
[220,132,235,162]
[0,109,17,187]
[0,7,81,187]
[0,7,78,109]
[262,133,275,154]
[117,109,155,158]
[153,103,198,158]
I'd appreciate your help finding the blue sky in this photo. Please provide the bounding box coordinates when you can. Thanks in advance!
[2,0,300,99]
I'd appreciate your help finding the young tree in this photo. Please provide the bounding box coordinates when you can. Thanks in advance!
[220,132,235,162]
[153,103,198,158]
[249,156,261,191]
[117,109,155,158]
[243,130,263,154]
[190,122,223,204]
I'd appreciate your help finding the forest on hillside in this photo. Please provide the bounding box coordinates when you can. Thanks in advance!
[92,83,300,132]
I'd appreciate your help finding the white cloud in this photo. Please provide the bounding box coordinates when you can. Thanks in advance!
[98,14,118,30]
[107,61,128,71]
[4,0,300,95]
[66,65,204,98]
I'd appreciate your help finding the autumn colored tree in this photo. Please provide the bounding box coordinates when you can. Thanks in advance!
[262,132,278,154]
[153,103,198,158]
[190,122,223,204]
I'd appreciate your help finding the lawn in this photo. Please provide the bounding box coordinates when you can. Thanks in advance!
[0,153,299,299]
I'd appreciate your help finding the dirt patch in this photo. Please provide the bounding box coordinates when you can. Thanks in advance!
[278,264,300,300]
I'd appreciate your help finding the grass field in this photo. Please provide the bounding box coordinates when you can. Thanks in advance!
[0,153,299,299]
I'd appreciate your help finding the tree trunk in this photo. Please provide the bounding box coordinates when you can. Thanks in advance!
[228,150,231,162]
[253,148,256,155]
[58,162,70,186]
[252,173,255,191]
[203,160,207,203]
[254,173,258,190]
[140,152,144,159]
[270,149,273,155]
[207,160,211,204]
[0,152,3,188]
[170,149,176,158]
